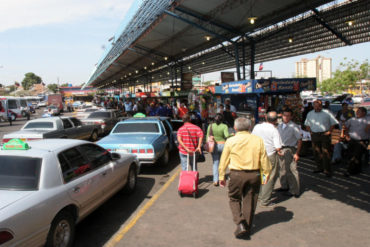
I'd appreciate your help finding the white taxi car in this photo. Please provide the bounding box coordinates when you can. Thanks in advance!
[0,139,139,247]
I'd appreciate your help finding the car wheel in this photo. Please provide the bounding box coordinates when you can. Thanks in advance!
[90,130,98,142]
[11,113,16,121]
[45,211,75,247]
[123,166,137,194]
[178,191,183,197]
[159,147,169,166]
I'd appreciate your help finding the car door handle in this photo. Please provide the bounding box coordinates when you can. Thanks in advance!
[73,187,80,193]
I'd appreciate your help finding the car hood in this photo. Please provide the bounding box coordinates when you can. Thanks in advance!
[0,190,36,211]
[98,133,161,145]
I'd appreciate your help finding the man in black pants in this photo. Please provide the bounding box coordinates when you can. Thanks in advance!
[344,107,370,176]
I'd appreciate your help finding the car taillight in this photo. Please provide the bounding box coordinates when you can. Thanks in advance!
[107,149,112,151]
[1,138,11,144]
[139,149,145,153]
[131,149,138,153]
[147,149,154,153]
[0,231,14,244]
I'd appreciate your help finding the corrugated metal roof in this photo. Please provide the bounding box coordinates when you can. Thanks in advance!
[86,0,370,89]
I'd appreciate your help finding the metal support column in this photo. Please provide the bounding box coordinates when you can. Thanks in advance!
[171,66,174,97]
[242,38,246,80]
[234,43,241,80]
[250,40,255,79]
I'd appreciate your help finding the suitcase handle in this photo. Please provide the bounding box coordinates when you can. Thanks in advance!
[187,153,196,171]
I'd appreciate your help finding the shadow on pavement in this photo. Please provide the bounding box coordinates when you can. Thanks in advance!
[140,150,180,175]
[74,176,155,247]
[298,156,370,213]
[252,206,294,235]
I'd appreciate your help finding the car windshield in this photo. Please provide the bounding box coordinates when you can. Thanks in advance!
[24,122,54,129]
[85,109,98,112]
[113,123,159,133]
[88,112,111,118]
[0,156,42,190]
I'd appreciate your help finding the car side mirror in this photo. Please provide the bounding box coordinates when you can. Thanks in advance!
[111,152,121,161]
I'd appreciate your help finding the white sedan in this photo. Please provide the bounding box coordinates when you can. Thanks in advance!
[0,139,139,247]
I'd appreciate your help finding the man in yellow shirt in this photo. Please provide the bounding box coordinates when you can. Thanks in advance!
[219,117,272,239]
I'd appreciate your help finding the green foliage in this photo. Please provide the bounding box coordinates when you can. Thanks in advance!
[60,83,69,87]
[47,83,59,93]
[319,58,369,93]
[21,72,42,90]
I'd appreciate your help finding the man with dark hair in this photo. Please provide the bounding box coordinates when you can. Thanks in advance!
[305,100,338,177]
[252,111,282,206]
[336,102,355,123]
[177,113,204,171]
[219,117,271,239]
[277,108,302,197]
[344,107,370,176]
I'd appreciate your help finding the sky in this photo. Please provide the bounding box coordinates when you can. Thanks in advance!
[0,0,369,86]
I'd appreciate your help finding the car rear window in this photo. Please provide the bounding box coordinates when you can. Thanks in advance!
[24,122,54,129]
[85,109,98,112]
[0,156,42,190]
[113,123,159,133]
[88,112,110,118]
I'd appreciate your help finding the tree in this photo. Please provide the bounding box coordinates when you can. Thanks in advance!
[319,58,369,93]
[21,72,42,90]
[8,85,16,92]
[47,83,59,93]
[60,83,69,87]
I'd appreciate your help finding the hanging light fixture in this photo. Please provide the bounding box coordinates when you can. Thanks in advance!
[288,38,293,43]
[202,61,205,65]
[151,62,155,66]
[188,66,191,70]
[248,17,257,24]
[204,35,211,41]
[164,57,168,61]
[346,20,354,26]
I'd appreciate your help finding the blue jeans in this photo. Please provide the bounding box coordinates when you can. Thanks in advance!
[179,152,197,171]
[211,144,224,182]
[332,142,347,163]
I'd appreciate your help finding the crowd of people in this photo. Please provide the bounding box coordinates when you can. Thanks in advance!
[176,98,369,240]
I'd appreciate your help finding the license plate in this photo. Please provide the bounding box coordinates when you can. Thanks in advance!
[116,149,129,153]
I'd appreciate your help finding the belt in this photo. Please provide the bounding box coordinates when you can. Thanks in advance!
[230,169,259,172]
[312,131,327,135]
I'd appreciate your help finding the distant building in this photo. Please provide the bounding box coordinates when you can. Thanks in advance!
[295,56,332,83]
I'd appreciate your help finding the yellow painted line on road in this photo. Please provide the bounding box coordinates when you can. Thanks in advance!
[104,167,181,247]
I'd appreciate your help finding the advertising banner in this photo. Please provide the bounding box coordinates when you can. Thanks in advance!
[221,80,254,94]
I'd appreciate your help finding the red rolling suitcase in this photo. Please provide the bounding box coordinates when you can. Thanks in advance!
[178,154,199,198]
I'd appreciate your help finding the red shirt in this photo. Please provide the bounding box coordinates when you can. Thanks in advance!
[177,122,204,155]
[178,107,188,118]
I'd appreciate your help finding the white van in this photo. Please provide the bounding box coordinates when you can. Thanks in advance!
[0,97,28,121]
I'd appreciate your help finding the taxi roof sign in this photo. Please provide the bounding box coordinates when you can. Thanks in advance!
[2,139,30,150]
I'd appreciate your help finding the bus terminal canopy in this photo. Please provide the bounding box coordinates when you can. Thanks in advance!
[85,0,370,89]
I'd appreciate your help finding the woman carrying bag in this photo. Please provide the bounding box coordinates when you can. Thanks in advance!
[206,113,231,186]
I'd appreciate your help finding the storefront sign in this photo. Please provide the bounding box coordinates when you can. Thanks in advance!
[221,72,235,83]
[181,73,193,90]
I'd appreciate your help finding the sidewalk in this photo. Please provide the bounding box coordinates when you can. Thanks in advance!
[113,153,370,247]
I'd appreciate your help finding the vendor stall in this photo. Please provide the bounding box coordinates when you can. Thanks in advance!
[221,78,316,124]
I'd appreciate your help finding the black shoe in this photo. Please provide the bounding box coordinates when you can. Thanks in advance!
[275,188,289,192]
[324,171,332,177]
[283,191,300,198]
[234,222,248,238]
[313,169,324,173]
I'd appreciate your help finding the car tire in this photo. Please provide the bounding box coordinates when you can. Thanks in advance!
[123,165,137,194]
[90,130,98,142]
[159,147,169,166]
[45,211,75,247]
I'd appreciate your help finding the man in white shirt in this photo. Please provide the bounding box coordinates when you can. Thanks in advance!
[277,108,302,197]
[344,107,370,176]
[225,98,237,113]
[304,100,338,177]
[252,111,282,206]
